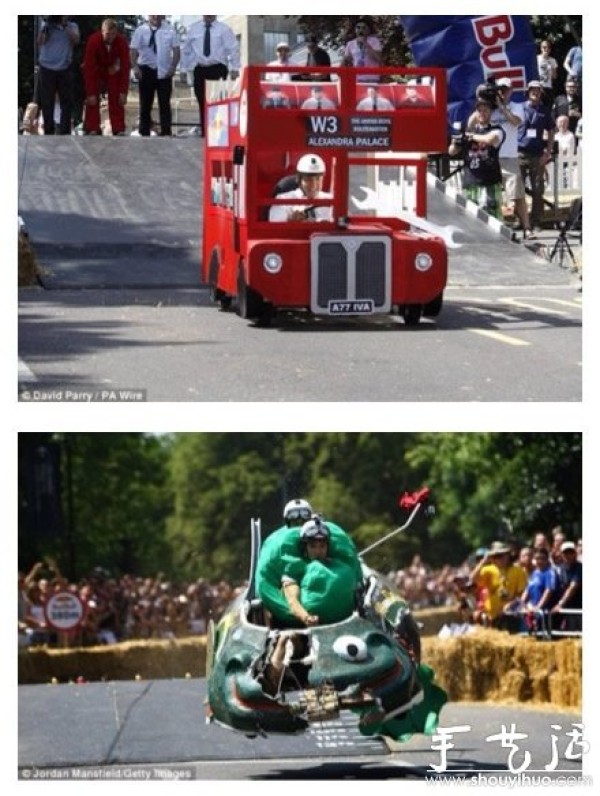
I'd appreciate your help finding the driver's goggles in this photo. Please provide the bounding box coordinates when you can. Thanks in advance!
[287,509,312,522]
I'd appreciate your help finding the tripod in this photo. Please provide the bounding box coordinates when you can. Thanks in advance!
[549,200,582,269]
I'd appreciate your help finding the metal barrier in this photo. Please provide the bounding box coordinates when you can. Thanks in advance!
[505,605,582,640]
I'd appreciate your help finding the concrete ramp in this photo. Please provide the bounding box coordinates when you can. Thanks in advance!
[18,137,203,289]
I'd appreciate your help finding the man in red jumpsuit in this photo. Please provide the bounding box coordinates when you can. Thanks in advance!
[82,19,130,135]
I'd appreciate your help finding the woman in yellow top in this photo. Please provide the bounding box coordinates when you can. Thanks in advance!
[470,541,528,628]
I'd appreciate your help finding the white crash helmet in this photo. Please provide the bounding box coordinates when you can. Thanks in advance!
[296,154,326,176]
[284,498,313,525]
[301,515,330,541]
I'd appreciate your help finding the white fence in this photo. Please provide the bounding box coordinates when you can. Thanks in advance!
[444,150,582,215]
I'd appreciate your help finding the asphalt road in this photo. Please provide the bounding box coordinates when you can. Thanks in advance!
[18,678,585,781]
[17,137,582,402]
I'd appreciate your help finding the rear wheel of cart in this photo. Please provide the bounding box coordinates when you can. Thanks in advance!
[208,252,232,311]
[401,304,423,326]
[237,264,267,321]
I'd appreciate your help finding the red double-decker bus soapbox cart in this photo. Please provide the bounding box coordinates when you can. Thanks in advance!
[202,66,448,325]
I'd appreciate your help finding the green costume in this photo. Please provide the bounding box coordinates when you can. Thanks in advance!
[256,522,363,626]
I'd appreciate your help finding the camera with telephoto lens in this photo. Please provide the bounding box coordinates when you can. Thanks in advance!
[476,78,502,107]
[450,121,468,147]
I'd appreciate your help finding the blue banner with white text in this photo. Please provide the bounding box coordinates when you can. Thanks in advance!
[399,15,538,127]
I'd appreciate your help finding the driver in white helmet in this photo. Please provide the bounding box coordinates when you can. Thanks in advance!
[269,154,333,223]
[283,498,313,528]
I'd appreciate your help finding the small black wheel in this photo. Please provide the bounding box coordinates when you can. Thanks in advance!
[237,266,266,320]
[424,293,444,318]
[401,304,423,327]
[207,252,231,310]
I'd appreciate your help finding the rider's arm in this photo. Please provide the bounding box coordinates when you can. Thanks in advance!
[282,580,318,626]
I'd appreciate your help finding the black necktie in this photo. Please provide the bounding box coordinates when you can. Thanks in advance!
[204,23,211,57]
[149,28,157,53]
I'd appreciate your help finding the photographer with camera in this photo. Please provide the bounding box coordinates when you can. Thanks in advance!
[449,97,506,220]
[37,16,80,135]
[469,78,534,239]
[269,154,333,223]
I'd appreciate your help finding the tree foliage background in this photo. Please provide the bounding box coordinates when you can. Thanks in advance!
[19,433,582,583]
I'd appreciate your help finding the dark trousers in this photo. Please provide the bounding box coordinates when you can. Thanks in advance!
[138,66,173,136]
[518,151,546,227]
[193,63,229,133]
[38,65,74,135]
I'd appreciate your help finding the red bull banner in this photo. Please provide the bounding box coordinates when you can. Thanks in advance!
[400,15,538,125]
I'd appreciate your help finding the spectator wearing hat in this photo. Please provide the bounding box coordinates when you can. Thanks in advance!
[450,98,506,220]
[265,41,294,82]
[552,542,582,632]
[518,81,555,231]
[488,78,534,239]
[469,541,528,631]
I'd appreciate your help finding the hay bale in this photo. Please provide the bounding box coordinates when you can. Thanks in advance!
[18,638,207,684]
[422,629,581,709]
[18,232,41,286]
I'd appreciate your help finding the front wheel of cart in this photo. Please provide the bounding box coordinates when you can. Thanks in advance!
[237,265,267,321]
[401,304,423,327]
[424,292,444,318]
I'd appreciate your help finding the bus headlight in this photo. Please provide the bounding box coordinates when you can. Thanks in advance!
[263,253,283,274]
[415,253,433,272]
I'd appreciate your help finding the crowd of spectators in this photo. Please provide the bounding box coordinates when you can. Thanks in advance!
[18,562,245,649]
[19,526,582,648]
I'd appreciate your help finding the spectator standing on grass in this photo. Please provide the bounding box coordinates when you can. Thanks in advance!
[82,19,130,136]
[517,81,555,232]
[181,16,240,138]
[130,16,181,137]
[37,16,80,135]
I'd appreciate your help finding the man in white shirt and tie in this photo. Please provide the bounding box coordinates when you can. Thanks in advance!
[130,15,180,136]
[301,86,336,110]
[182,16,240,137]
